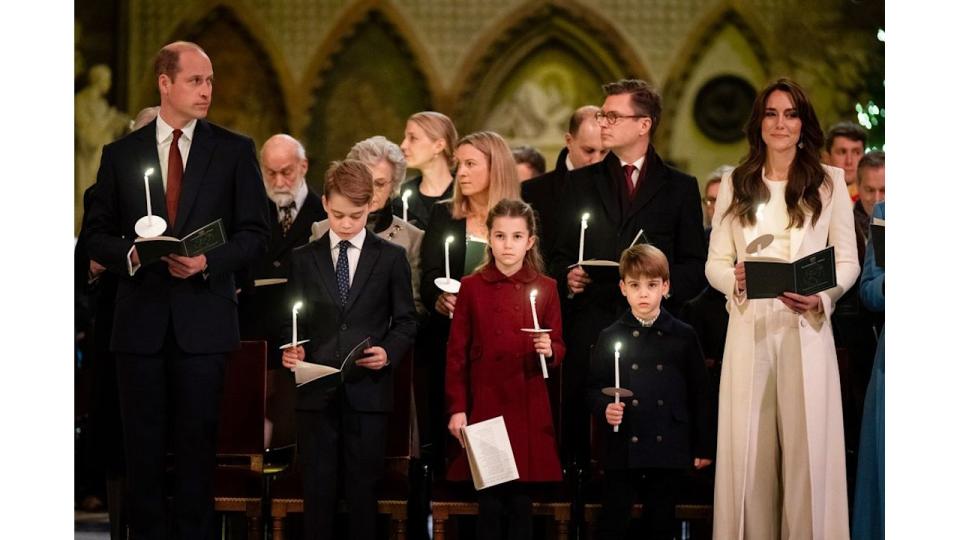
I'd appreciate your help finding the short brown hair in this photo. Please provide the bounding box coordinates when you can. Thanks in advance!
[511,145,546,176]
[825,121,867,153]
[323,160,373,206]
[619,244,670,281]
[857,151,885,185]
[602,79,662,135]
[154,41,208,81]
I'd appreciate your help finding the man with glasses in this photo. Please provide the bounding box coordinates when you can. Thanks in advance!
[548,79,708,537]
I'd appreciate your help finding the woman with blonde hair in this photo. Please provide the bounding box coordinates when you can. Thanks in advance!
[393,111,459,229]
[417,130,520,473]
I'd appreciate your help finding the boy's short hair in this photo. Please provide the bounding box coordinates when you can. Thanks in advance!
[619,244,670,281]
[323,159,373,206]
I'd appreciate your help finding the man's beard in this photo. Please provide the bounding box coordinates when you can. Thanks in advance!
[266,180,301,206]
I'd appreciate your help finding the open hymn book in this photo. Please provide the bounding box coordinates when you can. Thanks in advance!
[461,416,520,490]
[743,245,837,299]
[134,219,227,266]
[294,337,371,387]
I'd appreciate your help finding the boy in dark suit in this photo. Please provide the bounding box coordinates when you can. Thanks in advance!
[282,160,418,540]
[586,244,716,540]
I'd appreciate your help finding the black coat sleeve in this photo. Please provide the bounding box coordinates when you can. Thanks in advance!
[668,174,708,305]
[683,327,717,459]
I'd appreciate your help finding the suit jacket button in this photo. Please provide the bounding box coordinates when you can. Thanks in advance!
[656,364,663,372]
[657,399,664,406]
[800,319,807,328]
[631,364,639,370]
[631,436,638,443]
[340,323,348,330]
[632,330,640,337]
[513,305,520,311]
[273,260,282,267]
[656,435,663,443]
[632,399,639,407]
[657,330,663,336]
[515,284,521,290]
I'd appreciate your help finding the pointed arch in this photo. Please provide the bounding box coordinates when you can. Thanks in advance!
[657,2,772,148]
[447,0,653,132]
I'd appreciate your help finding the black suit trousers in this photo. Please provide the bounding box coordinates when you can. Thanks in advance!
[115,329,225,540]
[297,400,389,540]
[598,468,681,540]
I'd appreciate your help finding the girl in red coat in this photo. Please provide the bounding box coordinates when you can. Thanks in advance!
[446,198,565,540]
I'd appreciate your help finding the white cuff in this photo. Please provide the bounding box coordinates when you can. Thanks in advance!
[127,245,141,276]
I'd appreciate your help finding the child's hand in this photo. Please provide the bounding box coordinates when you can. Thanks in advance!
[435,292,457,316]
[533,332,553,358]
[605,402,625,427]
[282,345,305,371]
[356,346,389,370]
[448,412,468,448]
[694,458,713,469]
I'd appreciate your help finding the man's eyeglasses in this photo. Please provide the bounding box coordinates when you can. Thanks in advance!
[595,111,648,126]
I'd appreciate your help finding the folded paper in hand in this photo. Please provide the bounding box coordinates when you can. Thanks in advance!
[294,337,371,387]
[461,416,519,490]
[134,219,226,266]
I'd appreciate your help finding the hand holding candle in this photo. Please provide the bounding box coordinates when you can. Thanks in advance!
[402,189,412,223]
[529,289,549,379]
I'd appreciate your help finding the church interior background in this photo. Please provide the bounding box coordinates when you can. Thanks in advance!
[74,0,884,236]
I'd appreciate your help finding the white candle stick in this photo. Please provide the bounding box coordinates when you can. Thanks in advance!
[530,290,548,378]
[444,235,454,282]
[143,168,155,220]
[629,228,645,248]
[291,301,302,349]
[755,203,766,256]
[402,189,412,223]
[614,341,622,432]
[577,212,590,263]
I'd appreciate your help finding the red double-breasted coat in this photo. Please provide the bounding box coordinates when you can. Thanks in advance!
[445,263,565,482]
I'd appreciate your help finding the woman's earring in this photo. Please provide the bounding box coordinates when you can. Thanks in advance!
[798,139,805,149]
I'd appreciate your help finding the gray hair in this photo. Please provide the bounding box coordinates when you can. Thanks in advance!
[346,135,407,196]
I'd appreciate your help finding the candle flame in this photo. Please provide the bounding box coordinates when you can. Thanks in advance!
[530,289,538,299]
[144,167,154,176]
[582,212,590,221]
[402,189,412,202]
[445,235,455,244]
[615,342,622,352]
[293,301,303,313]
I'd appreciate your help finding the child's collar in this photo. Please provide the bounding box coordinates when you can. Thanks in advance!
[479,262,538,284]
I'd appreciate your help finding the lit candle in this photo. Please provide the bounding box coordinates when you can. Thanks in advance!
[530,290,548,378]
[614,341,622,432]
[402,189,412,223]
[291,301,302,349]
[444,235,454,282]
[577,212,590,263]
[755,203,766,256]
[143,168,155,220]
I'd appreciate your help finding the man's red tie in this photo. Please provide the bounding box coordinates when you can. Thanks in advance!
[166,129,184,226]
[623,164,637,199]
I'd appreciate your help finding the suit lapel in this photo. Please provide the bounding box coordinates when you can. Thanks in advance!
[309,233,342,306]
[596,153,623,226]
[790,208,813,260]
[174,119,215,235]
[343,233,382,312]
[625,147,668,222]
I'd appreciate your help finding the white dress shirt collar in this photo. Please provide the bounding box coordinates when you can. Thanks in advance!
[328,228,366,252]
[156,115,197,145]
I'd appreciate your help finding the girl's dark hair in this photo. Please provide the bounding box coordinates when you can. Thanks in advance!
[479,199,544,274]
[724,78,830,228]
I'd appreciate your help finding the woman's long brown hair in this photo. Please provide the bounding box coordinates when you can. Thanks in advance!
[724,78,831,228]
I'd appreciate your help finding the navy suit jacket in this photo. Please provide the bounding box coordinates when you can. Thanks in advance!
[286,232,418,412]
[84,118,271,355]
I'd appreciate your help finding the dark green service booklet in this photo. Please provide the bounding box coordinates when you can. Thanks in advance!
[744,246,837,299]
[134,219,227,266]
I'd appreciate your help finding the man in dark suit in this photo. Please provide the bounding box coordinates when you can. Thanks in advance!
[282,160,417,540]
[549,79,707,496]
[84,41,270,540]
[522,105,607,261]
[238,134,327,448]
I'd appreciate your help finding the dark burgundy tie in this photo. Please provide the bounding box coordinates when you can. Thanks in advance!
[166,129,184,226]
[623,164,637,199]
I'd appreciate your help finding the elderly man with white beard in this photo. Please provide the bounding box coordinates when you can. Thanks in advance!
[238,133,328,448]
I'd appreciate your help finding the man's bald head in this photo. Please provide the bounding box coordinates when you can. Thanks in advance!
[261,134,309,205]
[154,41,209,82]
[565,105,607,169]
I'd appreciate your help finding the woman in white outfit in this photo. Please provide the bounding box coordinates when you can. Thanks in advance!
[706,78,859,540]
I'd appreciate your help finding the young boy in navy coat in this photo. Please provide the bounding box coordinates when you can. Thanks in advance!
[586,244,716,539]
[282,160,418,540]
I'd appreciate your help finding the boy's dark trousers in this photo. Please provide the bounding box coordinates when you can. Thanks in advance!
[477,482,533,540]
[597,467,681,540]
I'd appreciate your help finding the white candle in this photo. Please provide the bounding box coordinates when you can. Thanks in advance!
[614,341,622,432]
[292,301,302,348]
[755,203,766,256]
[143,168,155,218]
[529,289,540,329]
[577,212,590,263]
[444,235,454,282]
[402,189,412,223]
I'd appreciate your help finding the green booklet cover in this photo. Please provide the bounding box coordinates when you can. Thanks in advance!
[134,219,227,266]
[743,245,837,299]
